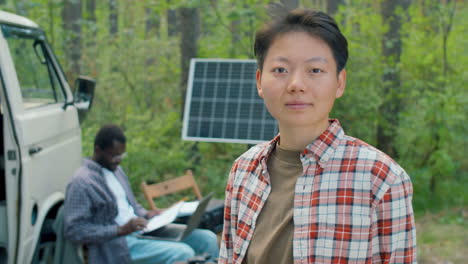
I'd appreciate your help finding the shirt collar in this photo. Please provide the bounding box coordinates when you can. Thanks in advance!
[261,119,344,168]
[304,119,344,167]
[83,157,122,174]
[83,158,102,173]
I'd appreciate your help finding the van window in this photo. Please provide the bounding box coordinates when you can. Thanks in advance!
[2,26,64,109]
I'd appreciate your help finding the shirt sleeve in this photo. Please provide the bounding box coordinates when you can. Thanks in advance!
[63,179,120,244]
[372,171,417,263]
[218,162,238,263]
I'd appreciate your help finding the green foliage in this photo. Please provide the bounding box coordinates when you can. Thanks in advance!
[4,0,466,214]
[395,1,468,211]
[332,2,384,145]
[198,0,270,58]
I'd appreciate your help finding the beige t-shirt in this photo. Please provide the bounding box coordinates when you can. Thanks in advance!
[244,144,303,264]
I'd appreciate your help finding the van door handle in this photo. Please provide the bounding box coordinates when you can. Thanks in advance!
[29,146,43,155]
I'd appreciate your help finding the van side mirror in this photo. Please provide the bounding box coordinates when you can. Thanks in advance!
[74,76,96,122]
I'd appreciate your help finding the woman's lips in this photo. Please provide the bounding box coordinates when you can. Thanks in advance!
[285,101,312,109]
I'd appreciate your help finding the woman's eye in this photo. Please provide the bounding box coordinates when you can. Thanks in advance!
[311,68,322,73]
[273,68,287,73]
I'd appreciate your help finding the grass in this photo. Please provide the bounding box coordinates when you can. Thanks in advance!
[416,207,468,263]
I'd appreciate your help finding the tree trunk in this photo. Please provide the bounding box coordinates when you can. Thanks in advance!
[47,0,55,46]
[179,7,200,110]
[230,19,240,58]
[327,0,345,15]
[86,0,96,41]
[180,6,200,165]
[428,0,456,194]
[62,0,82,84]
[441,0,455,77]
[143,6,159,110]
[83,0,96,76]
[109,0,118,38]
[376,0,410,158]
[145,7,159,39]
[168,8,177,37]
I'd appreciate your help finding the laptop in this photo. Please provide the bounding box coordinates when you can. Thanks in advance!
[137,192,214,241]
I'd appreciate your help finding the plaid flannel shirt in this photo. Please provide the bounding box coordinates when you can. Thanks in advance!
[219,119,416,264]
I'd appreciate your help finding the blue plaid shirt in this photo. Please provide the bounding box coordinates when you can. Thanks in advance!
[63,158,148,264]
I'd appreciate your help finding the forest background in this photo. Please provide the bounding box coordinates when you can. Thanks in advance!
[1,0,467,262]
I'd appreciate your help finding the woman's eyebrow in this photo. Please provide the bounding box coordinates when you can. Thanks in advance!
[270,56,329,63]
[271,56,289,63]
[305,56,329,63]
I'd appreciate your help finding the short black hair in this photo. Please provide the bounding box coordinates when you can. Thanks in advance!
[94,124,126,150]
[254,8,348,73]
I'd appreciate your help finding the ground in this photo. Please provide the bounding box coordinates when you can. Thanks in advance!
[417,207,467,264]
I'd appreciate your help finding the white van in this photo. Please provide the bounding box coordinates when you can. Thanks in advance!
[0,11,95,264]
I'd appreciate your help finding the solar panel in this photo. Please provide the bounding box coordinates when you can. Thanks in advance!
[182,59,278,144]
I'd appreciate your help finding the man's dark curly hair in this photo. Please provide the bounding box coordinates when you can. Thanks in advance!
[94,124,126,150]
[254,8,348,73]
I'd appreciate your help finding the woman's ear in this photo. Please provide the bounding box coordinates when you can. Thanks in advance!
[335,69,347,98]
[256,69,264,98]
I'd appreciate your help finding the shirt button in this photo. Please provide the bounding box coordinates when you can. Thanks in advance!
[247,219,252,225]
[234,247,241,254]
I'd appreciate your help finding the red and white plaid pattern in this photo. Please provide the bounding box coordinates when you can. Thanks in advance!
[219,119,416,264]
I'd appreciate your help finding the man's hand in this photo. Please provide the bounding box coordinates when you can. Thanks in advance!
[118,217,148,235]
[146,208,164,219]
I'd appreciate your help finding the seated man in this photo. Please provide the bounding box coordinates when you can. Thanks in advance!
[63,124,219,264]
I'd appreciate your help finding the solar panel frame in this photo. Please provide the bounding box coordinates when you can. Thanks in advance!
[182,58,279,144]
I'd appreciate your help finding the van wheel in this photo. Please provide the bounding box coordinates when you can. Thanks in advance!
[31,219,56,264]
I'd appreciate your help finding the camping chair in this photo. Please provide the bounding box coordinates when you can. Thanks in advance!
[141,170,224,233]
[141,170,202,210]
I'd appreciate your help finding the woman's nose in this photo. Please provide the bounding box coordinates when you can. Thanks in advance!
[286,72,306,93]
